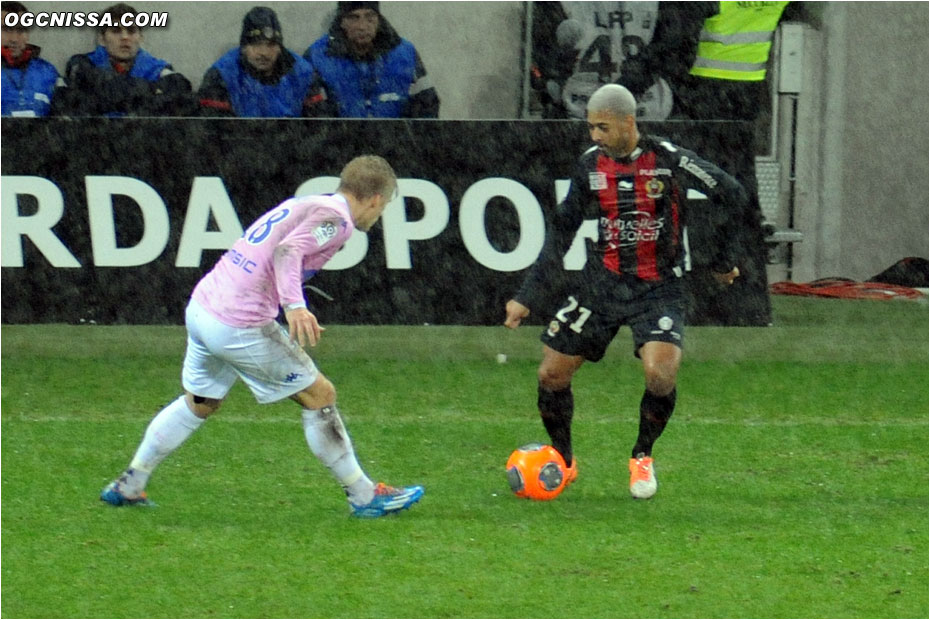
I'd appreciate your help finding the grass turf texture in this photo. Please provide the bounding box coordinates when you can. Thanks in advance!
[1,296,927,618]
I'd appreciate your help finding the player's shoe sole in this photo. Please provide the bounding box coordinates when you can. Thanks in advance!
[100,481,155,507]
[629,455,657,499]
[350,482,424,518]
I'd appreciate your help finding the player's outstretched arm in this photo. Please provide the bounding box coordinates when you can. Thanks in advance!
[504,300,530,330]
[286,307,324,348]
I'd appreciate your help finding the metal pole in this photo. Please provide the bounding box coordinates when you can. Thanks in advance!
[520,1,534,119]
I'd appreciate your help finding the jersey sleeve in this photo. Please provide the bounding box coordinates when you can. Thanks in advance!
[663,141,748,272]
[145,65,197,116]
[405,49,440,118]
[272,206,351,309]
[49,55,99,115]
[301,72,338,118]
[513,158,587,314]
[196,67,236,117]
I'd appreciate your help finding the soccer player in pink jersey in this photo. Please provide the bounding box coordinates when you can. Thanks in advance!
[101,155,424,518]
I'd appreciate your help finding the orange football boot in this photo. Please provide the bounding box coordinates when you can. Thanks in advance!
[628,454,657,499]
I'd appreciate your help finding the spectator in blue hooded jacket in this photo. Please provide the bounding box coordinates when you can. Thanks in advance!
[198,6,330,118]
[305,1,439,118]
[51,3,194,117]
[1,1,62,117]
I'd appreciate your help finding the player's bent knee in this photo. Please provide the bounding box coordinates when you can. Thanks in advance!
[537,366,572,391]
[538,348,584,391]
[645,378,676,397]
[186,393,222,418]
[313,376,336,403]
[643,363,677,396]
[293,375,336,410]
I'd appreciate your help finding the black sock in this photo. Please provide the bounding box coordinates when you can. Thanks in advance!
[538,385,574,466]
[632,388,677,458]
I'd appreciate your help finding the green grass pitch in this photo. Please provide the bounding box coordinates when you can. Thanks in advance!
[2,297,927,618]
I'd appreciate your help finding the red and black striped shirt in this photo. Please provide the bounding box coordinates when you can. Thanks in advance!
[516,135,746,312]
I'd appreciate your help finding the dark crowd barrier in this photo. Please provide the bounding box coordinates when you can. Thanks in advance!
[1,118,770,326]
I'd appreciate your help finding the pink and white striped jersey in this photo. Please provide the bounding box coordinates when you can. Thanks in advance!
[192,193,354,327]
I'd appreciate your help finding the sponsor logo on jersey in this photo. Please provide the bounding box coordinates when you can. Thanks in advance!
[600,211,665,247]
[638,168,672,177]
[589,172,608,190]
[313,221,339,246]
[547,320,561,337]
[225,248,256,274]
[678,155,718,188]
[645,178,665,198]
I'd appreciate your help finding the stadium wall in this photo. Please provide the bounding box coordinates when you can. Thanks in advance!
[20,1,526,120]
[10,1,929,284]
[813,2,929,282]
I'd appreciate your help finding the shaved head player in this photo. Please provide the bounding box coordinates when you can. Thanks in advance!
[505,84,743,499]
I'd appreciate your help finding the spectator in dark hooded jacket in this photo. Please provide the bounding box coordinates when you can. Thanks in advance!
[198,6,330,117]
[305,1,439,118]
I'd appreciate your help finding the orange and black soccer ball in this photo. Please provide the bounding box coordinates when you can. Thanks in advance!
[506,443,567,501]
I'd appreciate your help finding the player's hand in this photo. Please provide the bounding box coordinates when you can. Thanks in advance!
[285,307,324,348]
[713,267,741,286]
[504,300,530,330]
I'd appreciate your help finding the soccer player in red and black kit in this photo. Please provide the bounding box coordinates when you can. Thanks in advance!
[504,84,743,499]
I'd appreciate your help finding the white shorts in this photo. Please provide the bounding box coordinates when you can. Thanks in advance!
[182,299,318,404]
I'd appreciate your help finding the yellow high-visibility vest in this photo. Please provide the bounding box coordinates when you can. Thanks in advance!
[690,1,790,81]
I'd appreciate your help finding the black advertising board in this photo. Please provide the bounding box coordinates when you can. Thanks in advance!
[1,118,769,325]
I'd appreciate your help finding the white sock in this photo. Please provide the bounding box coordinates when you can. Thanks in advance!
[301,405,374,505]
[122,395,205,496]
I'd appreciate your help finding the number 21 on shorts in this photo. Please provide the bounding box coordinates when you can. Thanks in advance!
[554,296,593,334]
